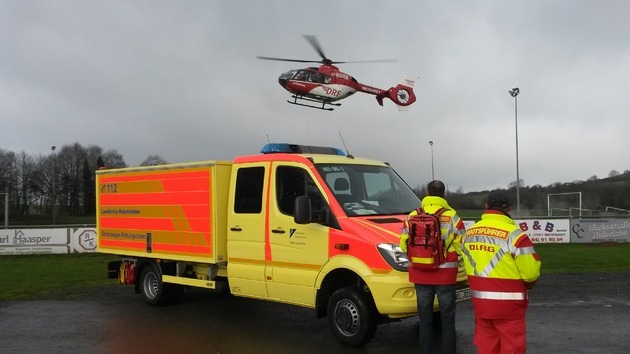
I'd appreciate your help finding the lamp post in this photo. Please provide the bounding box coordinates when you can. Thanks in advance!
[508,88,520,217]
[429,140,435,181]
[51,145,56,225]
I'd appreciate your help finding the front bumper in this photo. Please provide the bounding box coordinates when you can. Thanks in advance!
[365,269,471,318]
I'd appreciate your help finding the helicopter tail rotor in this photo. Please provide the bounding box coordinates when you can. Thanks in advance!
[383,74,417,110]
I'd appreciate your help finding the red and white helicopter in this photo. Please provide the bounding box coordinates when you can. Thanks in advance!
[258,35,417,111]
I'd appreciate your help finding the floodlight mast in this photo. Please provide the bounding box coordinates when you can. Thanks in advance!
[429,140,434,180]
[509,88,520,217]
[51,146,56,225]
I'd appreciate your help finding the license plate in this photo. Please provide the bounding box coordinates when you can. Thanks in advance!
[456,288,471,302]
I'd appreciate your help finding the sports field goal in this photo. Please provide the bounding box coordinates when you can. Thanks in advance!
[547,192,582,217]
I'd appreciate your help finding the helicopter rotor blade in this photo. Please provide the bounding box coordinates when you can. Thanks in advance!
[303,35,329,62]
[256,56,323,64]
[303,35,397,65]
[259,35,399,66]
[334,59,399,64]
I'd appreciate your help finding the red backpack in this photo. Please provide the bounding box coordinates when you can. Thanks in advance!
[407,207,447,270]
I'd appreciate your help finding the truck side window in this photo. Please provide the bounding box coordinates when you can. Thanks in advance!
[276,166,325,216]
[234,167,265,213]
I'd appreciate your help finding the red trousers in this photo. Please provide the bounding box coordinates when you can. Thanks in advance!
[474,317,526,354]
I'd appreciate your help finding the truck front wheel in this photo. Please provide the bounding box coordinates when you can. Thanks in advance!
[327,287,378,347]
[140,265,183,306]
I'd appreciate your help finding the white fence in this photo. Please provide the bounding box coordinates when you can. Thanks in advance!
[460,217,628,245]
[0,228,96,255]
[1,217,628,255]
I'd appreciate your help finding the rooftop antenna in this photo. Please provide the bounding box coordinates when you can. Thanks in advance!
[266,134,271,144]
[338,131,353,158]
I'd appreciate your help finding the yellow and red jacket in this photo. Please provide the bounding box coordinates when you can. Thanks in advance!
[461,209,541,319]
[400,196,465,285]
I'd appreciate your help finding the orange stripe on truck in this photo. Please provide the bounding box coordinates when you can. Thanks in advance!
[98,168,215,258]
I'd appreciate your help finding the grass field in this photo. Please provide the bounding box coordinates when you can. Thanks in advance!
[536,243,630,273]
[1,243,629,301]
[0,253,119,300]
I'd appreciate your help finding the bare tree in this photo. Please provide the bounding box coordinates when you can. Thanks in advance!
[15,151,36,215]
[55,143,88,215]
[0,148,16,190]
[82,158,95,215]
[0,144,127,219]
[30,153,54,215]
[412,184,427,198]
[101,149,126,168]
[508,179,525,189]
[0,149,17,220]
[141,155,168,166]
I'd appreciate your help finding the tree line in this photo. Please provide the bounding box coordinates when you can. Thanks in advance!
[1,141,629,223]
[414,171,630,217]
[0,142,167,221]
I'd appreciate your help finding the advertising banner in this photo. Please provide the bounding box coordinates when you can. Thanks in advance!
[570,218,630,243]
[464,219,570,243]
[0,228,70,255]
[71,228,98,253]
[0,228,98,255]
[516,219,570,243]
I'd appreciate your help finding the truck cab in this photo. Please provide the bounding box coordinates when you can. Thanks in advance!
[226,144,467,345]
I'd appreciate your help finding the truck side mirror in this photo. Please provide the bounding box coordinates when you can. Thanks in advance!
[294,195,311,224]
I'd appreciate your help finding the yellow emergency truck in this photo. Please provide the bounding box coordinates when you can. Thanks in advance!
[97,143,470,346]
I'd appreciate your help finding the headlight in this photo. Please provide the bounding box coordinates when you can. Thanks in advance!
[377,243,410,272]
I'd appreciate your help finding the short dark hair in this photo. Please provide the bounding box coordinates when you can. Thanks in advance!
[486,190,512,209]
[427,180,445,197]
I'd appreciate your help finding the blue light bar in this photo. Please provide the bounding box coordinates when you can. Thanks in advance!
[261,143,345,156]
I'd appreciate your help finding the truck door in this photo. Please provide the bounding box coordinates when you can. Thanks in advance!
[267,163,331,306]
[227,164,269,298]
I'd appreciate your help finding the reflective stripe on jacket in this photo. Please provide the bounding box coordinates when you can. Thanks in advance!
[461,209,541,319]
[400,196,465,285]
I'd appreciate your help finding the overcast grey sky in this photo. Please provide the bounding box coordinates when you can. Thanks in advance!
[2,1,630,192]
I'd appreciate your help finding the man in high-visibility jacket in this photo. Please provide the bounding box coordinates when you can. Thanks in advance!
[461,190,541,354]
[400,180,466,354]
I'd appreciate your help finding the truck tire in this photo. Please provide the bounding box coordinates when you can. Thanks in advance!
[140,265,183,306]
[327,287,378,347]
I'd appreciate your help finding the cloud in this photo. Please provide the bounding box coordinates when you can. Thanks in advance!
[2,1,630,193]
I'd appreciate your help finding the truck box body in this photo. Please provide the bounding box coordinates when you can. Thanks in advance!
[97,162,232,264]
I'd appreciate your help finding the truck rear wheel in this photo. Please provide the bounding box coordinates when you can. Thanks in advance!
[327,287,378,347]
[140,265,183,306]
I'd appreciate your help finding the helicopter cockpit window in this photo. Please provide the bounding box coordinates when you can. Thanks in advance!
[280,70,296,81]
[309,72,328,84]
[294,71,309,81]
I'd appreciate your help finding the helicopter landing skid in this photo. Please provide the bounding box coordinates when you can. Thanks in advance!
[288,95,340,111]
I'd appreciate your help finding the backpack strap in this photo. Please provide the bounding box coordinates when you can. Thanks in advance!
[433,207,447,216]
[432,207,457,252]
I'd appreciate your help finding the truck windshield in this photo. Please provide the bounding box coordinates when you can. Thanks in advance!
[315,163,420,216]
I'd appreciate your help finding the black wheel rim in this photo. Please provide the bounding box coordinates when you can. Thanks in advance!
[334,299,360,336]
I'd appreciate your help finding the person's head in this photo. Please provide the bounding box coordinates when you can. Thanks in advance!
[486,190,512,211]
[427,180,446,197]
